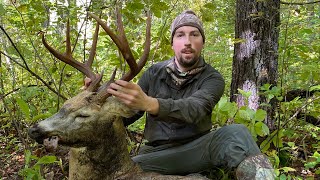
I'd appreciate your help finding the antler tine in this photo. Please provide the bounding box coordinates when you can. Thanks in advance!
[41,20,97,81]
[88,11,139,81]
[122,10,151,81]
[87,19,100,68]
[66,19,72,56]
[114,6,139,81]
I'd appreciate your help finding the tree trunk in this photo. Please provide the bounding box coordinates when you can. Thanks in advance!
[231,0,280,129]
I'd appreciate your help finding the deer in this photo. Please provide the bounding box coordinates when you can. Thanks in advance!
[28,8,209,180]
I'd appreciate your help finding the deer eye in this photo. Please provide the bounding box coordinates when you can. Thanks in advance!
[75,114,90,120]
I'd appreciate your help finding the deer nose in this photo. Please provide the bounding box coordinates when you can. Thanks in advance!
[28,124,46,144]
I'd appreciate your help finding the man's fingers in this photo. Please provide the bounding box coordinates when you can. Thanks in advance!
[110,81,140,94]
[107,88,134,105]
[114,80,137,89]
[109,82,124,92]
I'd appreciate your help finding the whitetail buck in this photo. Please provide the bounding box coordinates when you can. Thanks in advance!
[28,9,209,180]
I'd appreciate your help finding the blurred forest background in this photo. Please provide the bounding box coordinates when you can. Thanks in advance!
[0,0,319,179]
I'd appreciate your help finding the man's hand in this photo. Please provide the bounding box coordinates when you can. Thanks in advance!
[82,74,100,89]
[107,80,159,115]
[83,77,92,89]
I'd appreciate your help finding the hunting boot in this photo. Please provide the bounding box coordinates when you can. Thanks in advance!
[236,154,276,180]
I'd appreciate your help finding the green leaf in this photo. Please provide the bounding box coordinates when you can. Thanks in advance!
[272,130,284,148]
[238,109,250,121]
[217,96,228,110]
[154,1,169,11]
[254,109,267,121]
[310,85,320,91]
[24,150,32,167]
[246,108,255,120]
[17,4,28,12]
[16,98,30,120]
[35,155,57,165]
[203,3,216,10]
[281,167,296,172]
[287,142,295,148]
[279,174,287,180]
[0,3,5,15]
[127,2,144,11]
[19,168,37,179]
[32,113,52,122]
[227,102,238,117]
[267,94,274,101]
[254,122,269,137]
[305,161,317,169]
[30,1,45,12]
[49,66,57,73]
[150,0,168,18]
[313,151,320,158]
[300,29,313,34]
[260,130,282,152]
[238,88,251,98]
[260,83,271,91]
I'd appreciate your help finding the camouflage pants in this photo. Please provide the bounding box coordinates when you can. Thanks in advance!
[132,124,261,175]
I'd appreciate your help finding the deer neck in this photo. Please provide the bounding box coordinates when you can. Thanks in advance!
[68,118,140,180]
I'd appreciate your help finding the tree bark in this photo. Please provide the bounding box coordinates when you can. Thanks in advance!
[231,0,280,129]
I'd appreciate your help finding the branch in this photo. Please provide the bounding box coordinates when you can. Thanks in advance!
[0,51,67,100]
[0,84,41,101]
[0,25,29,69]
[280,0,320,5]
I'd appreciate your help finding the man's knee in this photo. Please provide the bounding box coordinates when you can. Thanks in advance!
[219,124,250,137]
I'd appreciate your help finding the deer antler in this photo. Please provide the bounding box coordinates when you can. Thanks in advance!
[88,9,151,100]
[88,8,151,82]
[41,18,102,91]
[41,8,151,100]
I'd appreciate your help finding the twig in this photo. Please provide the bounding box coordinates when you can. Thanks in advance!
[0,51,67,100]
[261,96,320,150]
[280,0,320,5]
[0,85,43,100]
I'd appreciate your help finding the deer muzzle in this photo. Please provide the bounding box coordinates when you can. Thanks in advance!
[28,124,48,144]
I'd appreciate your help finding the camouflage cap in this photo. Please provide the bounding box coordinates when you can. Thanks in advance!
[170,10,205,44]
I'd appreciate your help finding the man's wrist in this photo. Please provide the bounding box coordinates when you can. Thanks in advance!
[145,97,159,115]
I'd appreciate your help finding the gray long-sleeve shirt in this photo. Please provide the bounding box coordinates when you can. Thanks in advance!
[126,57,225,144]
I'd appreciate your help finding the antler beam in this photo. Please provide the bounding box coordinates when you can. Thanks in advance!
[41,20,98,81]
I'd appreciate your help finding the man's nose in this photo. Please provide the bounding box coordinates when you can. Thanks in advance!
[184,35,191,46]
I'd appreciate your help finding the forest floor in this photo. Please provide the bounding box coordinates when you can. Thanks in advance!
[1,125,69,180]
[0,120,318,180]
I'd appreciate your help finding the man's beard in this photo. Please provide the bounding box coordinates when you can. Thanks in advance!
[176,55,200,69]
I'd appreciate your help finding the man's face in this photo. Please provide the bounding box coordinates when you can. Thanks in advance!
[172,26,204,70]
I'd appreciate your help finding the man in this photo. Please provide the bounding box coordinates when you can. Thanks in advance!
[107,10,275,179]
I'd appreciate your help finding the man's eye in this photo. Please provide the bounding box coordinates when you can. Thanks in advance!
[191,33,200,36]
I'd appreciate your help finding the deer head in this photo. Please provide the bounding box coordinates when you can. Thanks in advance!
[28,9,151,149]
